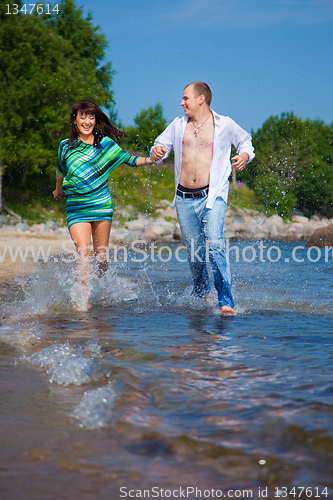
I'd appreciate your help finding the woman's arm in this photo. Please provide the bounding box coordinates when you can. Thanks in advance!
[53,174,64,200]
[135,155,154,167]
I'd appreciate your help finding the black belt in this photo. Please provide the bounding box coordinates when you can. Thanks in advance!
[176,187,209,199]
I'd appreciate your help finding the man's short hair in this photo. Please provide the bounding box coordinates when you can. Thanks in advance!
[185,81,212,106]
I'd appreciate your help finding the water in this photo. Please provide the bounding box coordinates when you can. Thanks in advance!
[0,241,332,500]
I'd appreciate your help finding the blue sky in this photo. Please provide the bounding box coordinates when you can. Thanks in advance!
[77,0,333,133]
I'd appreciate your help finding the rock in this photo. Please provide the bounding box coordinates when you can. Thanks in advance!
[15,222,30,232]
[142,231,158,242]
[285,222,304,240]
[310,214,322,222]
[0,215,9,224]
[29,223,46,235]
[125,219,149,231]
[307,224,333,248]
[154,200,171,209]
[155,207,177,219]
[110,227,141,243]
[53,227,69,237]
[118,209,131,221]
[292,215,310,225]
[229,222,248,234]
[224,228,237,240]
[148,218,175,238]
[239,214,252,224]
[173,224,182,241]
[259,215,288,239]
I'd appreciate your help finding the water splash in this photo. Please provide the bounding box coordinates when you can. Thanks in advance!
[71,384,117,429]
[28,342,106,386]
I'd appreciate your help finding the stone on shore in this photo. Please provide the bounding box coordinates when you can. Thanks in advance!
[148,218,175,239]
[142,231,158,242]
[2,201,333,244]
[306,224,333,248]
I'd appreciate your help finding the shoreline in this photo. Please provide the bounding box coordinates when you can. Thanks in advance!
[1,203,333,286]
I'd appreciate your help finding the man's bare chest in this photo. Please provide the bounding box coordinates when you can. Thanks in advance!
[182,123,214,154]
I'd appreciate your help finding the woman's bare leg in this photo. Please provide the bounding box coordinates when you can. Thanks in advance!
[91,221,112,277]
[69,222,93,308]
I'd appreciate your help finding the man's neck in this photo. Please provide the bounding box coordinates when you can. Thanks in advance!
[189,107,211,125]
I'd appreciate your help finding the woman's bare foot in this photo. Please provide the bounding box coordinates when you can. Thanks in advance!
[221,306,235,315]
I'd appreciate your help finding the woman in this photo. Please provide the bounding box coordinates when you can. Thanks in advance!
[53,99,153,308]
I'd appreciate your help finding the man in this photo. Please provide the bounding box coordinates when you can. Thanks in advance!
[151,82,254,314]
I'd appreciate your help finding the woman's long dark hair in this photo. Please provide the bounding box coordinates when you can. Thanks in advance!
[69,99,127,147]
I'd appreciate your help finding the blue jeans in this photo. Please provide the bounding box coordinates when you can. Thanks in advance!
[176,194,234,308]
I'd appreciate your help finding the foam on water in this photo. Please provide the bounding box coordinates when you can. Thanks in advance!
[28,342,106,386]
[70,384,117,429]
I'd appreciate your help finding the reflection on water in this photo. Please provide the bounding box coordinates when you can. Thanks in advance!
[0,242,332,499]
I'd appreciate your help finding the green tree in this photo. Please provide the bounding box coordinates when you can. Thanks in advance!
[121,103,167,154]
[240,113,333,217]
[0,0,114,210]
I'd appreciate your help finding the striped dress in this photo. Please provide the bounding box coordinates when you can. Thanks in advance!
[56,136,138,228]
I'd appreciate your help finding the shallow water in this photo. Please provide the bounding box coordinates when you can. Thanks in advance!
[0,241,332,500]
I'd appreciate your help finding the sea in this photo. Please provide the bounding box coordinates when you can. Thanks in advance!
[0,240,332,500]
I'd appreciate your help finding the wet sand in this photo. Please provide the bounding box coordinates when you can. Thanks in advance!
[0,229,75,282]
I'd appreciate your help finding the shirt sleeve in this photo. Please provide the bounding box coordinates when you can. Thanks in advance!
[108,142,139,168]
[56,140,69,177]
[117,148,139,167]
[228,118,255,163]
[150,118,177,163]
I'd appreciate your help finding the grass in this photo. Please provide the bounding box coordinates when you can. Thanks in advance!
[228,182,274,215]
[4,197,67,225]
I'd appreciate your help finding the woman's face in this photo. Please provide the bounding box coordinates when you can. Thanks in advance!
[74,110,96,140]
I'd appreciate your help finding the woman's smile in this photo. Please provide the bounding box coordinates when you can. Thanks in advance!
[75,112,96,141]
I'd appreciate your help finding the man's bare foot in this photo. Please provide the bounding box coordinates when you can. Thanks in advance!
[204,292,213,306]
[221,306,235,315]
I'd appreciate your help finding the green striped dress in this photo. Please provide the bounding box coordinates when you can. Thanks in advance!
[56,136,138,228]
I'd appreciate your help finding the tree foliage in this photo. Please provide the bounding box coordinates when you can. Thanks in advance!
[1,2,333,218]
[0,0,114,203]
[239,113,333,217]
[120,103,167,154]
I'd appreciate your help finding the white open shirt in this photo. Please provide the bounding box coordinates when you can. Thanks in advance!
[151,109,255,208]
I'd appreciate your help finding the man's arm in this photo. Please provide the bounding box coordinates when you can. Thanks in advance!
[228,118,255,171]
[150,118,178,163]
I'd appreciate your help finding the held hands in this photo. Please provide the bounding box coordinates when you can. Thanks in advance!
[231,153,249,172]
[53,188,64,200]
[151,146,168,162]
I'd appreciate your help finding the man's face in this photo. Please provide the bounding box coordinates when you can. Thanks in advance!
[180,85,201,117]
